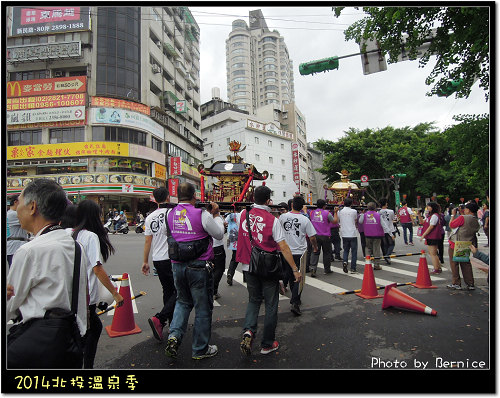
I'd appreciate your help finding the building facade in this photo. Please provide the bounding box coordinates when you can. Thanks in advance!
[6,6,203,217]
[307,142,327,203]
[201,100,301,203]
[226,9,295,113]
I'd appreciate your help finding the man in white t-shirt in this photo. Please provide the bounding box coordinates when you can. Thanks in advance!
[379,198,396,264]
[334,198,359,273]
[279,195,318,316]
[141,187,176,341]
[212,214,226,300]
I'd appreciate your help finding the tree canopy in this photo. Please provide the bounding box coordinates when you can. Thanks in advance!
[315,114,489,207]
[334,6,490,100]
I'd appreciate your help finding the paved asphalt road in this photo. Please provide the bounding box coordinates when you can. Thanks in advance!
[90,228,492,392]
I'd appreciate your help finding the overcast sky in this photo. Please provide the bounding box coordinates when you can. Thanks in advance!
[190,6,490,144]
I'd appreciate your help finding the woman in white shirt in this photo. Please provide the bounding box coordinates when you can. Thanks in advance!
[63,201,123,368]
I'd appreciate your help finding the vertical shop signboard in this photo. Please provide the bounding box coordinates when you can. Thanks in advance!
[168,178,179,197]
[291,142,300,194]
[169,157,182,176]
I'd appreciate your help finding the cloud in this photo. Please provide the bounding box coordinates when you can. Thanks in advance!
[192,6,490,143]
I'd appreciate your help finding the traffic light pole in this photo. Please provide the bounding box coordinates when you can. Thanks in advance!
[352,174,405,209]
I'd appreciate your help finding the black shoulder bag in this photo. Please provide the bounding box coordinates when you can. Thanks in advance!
[8,228,84,369]
[165,209,211,262]
[246,207,283,280]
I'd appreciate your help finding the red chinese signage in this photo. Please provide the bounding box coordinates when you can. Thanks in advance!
[91,97,150,116]
[169,157,182,176]
[7,93,85,111]
[11,7,91,37]
[168,179,179,197]
[7,76,87,98]
[21,7,81,24]
[291,142,300,194]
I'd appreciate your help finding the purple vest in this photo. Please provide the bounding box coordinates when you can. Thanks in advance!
[363,211,384,237]
[236,208,278,265]
[423,215,444,240]
[309,209,331,236]
[167,204,213,262]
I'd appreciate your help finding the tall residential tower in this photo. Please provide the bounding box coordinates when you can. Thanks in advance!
[226,9,295,113]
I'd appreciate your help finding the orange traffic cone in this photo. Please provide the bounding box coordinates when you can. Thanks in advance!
[355,256,383,299]
[105,273,142,337]
[382,283,437,316]
[411,250,437,289]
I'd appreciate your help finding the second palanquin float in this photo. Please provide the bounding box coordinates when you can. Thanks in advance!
[324,169,366,206]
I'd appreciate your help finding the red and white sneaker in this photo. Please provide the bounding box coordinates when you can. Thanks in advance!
[148,316,164,341]
[260,340,279,355]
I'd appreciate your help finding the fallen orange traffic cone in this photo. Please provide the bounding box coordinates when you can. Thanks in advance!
[105,273,142,337]
[411,250,437,289]
[382,283,437,316]
[355,256,383,299]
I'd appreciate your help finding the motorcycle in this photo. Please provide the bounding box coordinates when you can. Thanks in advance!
[135,219,145,233]
[114,222,129,234]
[104,217,114,234]
[104,215,129,234]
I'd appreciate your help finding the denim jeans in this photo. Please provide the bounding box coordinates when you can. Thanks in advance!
[243,271,279,349]
[342,237,358,270]
[401,222,413,244]
[169,260,214,357]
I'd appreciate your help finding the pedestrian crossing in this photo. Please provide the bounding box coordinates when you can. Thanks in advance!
[213,236,489,304]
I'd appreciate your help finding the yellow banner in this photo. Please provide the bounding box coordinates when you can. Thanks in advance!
[7,142,129,160]
[181,162,201,178]
[154,163,167,180]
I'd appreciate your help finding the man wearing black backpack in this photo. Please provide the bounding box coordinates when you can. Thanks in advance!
[164,183,224,360]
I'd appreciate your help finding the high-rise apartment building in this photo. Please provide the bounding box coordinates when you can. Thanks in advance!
[6,6,203,216]
[226,9,295,113]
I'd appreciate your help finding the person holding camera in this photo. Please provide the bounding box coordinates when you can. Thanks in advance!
[447,202,480,290]
[164,183,224,360]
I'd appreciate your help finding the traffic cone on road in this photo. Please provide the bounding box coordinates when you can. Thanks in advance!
[355,256,383,299]
[382,283,437,316]
[105,273,142,337]
[411,250,437,289]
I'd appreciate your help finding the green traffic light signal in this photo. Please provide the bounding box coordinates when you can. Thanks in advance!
[299,57,339,76]
[393,174,406,177]
[437,79,463,97]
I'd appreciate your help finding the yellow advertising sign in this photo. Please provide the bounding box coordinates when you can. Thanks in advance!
[154,163,167,180]
[181,162,201,178]
[7,142,129,160]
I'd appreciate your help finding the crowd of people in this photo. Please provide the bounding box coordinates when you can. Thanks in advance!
[6,178,490,367]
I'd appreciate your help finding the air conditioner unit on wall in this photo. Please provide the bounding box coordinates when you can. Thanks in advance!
[152,64,161,74]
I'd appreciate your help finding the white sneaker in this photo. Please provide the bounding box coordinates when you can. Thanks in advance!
[192,345,218,360]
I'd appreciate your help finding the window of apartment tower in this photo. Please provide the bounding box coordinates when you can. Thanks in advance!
[96,7,140,100]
